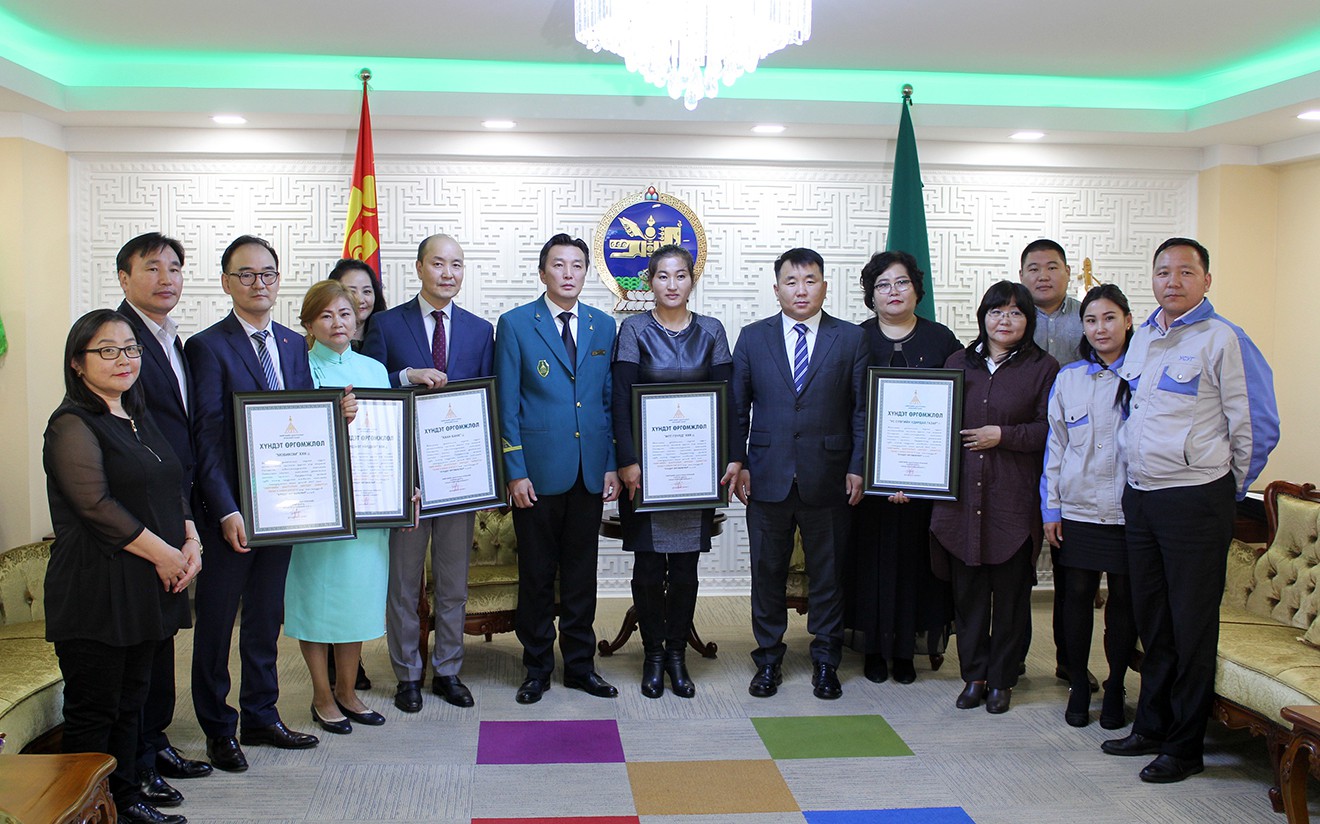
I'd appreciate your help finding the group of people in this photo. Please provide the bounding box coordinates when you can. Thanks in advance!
[41,229,1279,823]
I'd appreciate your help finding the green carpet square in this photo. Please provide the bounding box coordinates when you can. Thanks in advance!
[751,714,913,759]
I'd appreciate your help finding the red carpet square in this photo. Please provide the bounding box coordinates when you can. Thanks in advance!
[627,760,799,815]
[477,720,626,765]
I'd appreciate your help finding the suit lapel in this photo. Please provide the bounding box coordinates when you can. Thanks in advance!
[533,298,574,372]
[800,314,840,393]
[273,323,305,387]
[221,313,271,388]
[766,315,794,389]
[119,301,187,410]
[403,296,432,364]
[576,307,598,370]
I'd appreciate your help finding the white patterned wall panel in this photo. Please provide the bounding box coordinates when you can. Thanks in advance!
[72,156,1194,591]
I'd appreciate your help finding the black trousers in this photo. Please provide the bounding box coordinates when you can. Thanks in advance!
[1124,474,1235,760]
[746,484,849,668]
[190,521,292,736]
[948,541,1034,689]
[137,634,176,768]
[512,475,604,680]
[56,637,155,807]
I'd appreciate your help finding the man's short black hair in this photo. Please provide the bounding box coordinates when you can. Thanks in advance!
[773,247,825,280]
[1020,238,1068,268]
[538,233,590,273]
[221,235,279,273]
[116,232,185,275]
[1152,237,1210,271]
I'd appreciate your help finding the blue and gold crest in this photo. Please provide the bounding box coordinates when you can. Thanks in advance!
[592,187,707,311]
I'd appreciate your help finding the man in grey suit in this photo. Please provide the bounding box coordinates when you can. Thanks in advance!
[722,247,869,700]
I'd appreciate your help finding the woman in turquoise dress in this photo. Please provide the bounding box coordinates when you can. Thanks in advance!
[287,280,391,734]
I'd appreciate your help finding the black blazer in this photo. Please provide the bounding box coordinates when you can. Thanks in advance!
[117,300,194,485]
[730,311,869,506]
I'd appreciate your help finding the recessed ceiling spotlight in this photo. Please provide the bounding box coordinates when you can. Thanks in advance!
[1297,110,1320,121]
[1011,131,1045,140]
[482,119,517,129]
[751,124,786,134]
[211,114,247,125]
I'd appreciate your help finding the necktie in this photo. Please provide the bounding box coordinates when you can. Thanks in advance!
[792,323,809,394]
[252,330,283,390]
[559,311,577,366]
[431,310,448,372]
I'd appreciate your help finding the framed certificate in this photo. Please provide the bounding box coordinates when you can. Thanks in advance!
[415,378,506,517]
[233,390,355,547]
[347,389,415,528]
[863,368,964,501]
[631,381,728,513]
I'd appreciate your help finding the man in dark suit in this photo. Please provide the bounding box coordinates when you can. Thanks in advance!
[722,247,868,700]
[115,233,212,808]
[361,234,494,713]
[495,233,620,705]
[186,235,324,772]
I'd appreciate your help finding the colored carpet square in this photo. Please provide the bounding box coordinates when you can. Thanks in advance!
[473,818,640,824]
[627,759,799,815]
[477,720,625,765]
[752,715,913,759]
[804,809,975,823]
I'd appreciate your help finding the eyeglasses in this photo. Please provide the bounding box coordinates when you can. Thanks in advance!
[874,278,913,294]
[227,269,280,286]
[82,345,145,360]
[987,309,1026,322]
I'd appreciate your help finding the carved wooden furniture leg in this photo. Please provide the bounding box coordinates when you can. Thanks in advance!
[597,605,640,656]
[688,625,718,658]
[0,752,116,824]
[1280,705,1320,824]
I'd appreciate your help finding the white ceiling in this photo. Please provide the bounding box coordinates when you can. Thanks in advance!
[5,0,1320,156]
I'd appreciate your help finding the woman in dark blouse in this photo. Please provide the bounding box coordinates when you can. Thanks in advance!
[43,309,198,824]
[846,251,961,685]
[328,257,387,352]
[930,281,1059,715]
[612,244,732,699]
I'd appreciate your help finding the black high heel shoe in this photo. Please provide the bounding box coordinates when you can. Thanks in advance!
[311,704,352,735]
[1099,680,1128,729]
[1065,687,1090,727]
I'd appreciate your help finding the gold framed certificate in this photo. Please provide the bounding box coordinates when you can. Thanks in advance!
[863,367,964,501]
[347,389,415,528]
[631,381,728,513]
[233,389,355,546]
[415,378,505,517]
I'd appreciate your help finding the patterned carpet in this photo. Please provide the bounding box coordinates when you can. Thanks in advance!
[158,595,1315,823]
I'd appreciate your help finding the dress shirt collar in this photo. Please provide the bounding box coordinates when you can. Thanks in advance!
[544,293,579,320]
[1144,297,1212,334]
[419,294,452,320]
[233,312,271,337]
[780,311,822,337]
[125,300,178,342]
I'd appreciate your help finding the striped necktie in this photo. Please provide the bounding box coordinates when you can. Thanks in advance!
[792,323,809,394]
[252,330,283,390]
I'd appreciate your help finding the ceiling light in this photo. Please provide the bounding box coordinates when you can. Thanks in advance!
[1297,110,1320,121]
[575,0,812,111]
[1011,131,1045,140]
[751,124,786,134]
[211,114,246,125]
[482,119,517,129]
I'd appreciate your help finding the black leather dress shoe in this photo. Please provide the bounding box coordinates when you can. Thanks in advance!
[155,746,212,779]
[516,677,550,704]
[432,675,475,707]
[563,671,619,698]
[394,680,423,713]
[1139,753,1204,783]
[955,681,986,709]
[891,658,917,684]
[812,663,842,700]
[863,654,888,684]
[985,687,1012,714]
[1101,731,1164,756]
[240,720,319,749]
[137,767,183,807]
[336,700,386,726]
[118,800,187,824]
[311,705,352,735]
[748,664,783,697]
[204,736,247,773]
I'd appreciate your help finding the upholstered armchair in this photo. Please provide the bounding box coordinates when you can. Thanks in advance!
[0,541,63,753]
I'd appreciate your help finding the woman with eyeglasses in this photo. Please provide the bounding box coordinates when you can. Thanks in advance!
[846,251,961,685]
[930,281,1059,715]
[43,309,198,824]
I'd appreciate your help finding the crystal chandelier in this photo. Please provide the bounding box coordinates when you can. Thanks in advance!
[574,0,812,111]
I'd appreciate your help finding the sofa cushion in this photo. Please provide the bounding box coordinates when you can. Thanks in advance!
[0,542,51,627]
[0,637,63,752]
[1239,493,1320,630]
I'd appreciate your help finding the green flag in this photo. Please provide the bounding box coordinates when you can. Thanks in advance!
[886,94,936,321]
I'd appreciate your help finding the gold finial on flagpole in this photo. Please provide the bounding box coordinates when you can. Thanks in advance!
[901,84,913,103]
[358,68,372,85]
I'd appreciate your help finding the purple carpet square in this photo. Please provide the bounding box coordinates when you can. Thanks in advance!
[804,809,976,824]
[477,720,626,765]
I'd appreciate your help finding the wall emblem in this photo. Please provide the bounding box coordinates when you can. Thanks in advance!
[592,187,707,311]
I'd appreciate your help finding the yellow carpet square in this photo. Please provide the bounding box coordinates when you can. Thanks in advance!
[626,759,799,816]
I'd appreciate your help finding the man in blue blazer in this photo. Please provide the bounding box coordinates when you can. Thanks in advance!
[361,234,494,713]
[722,247,869,701]
[186,235,322,772]
[495,233,620,705]
[116,232,212,806]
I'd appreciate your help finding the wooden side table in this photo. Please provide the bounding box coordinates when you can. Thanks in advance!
[0,753,116,823]
[1279,705,1320,824]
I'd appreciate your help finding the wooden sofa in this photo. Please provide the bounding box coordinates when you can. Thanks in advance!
[0,541,63,754]
[1215,481,1320,821]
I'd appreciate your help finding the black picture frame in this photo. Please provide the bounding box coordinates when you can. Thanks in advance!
[347,388,416,528]
[414,377,507,518]
[630,381,728,513]
[863,367,964,501]
[233,389,355,547]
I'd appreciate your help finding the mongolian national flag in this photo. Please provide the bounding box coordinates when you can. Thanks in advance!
[886,92,936,322]
[343,80,381,276]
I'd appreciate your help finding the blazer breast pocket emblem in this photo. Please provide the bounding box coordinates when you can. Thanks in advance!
[591,349,606,356]
[537,359,550,378]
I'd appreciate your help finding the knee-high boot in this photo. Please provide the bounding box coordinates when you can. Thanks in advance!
[663,578,698,698]
[632,580,666,698]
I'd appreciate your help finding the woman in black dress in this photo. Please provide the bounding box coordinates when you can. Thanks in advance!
[328,257,387,351]
[846,250,961,684]
[43,309,198,824]
[612,244,732,698]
